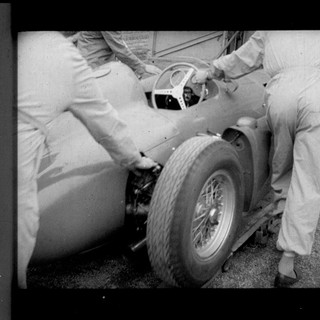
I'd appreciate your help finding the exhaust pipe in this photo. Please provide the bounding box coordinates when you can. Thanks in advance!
[129,238,147,252]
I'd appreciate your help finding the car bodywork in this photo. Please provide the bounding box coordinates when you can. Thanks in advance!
[30,58,270,271]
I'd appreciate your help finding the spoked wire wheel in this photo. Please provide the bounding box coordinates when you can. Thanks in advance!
[192,170,236,259]
[147,136,244,287]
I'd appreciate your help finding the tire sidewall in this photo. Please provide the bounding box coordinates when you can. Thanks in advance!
[171,143,243,286]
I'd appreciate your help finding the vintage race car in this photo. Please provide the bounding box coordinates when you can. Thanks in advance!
[31,56,272,287]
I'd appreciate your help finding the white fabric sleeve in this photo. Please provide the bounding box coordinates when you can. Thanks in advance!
[67,44,142,168]
[101,31,146,75]
[213,31,266,79]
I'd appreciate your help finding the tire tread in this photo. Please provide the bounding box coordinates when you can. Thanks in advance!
[147,136,226,286]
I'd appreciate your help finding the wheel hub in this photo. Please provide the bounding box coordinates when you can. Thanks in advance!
[192,171,235,258]
[209,207,220,225]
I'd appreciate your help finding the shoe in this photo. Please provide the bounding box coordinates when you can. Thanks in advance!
[274,268,301,288]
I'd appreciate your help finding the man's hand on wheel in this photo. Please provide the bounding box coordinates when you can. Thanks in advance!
[194,66,225,84]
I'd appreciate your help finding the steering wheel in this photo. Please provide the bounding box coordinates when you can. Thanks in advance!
[151,62,207,110]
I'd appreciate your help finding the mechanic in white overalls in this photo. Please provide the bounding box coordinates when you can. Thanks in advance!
[70,31,161,79]
[18,31,158,288]
[195,31,320,287]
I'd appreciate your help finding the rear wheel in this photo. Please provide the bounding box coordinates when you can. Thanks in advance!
[146,136,244,287]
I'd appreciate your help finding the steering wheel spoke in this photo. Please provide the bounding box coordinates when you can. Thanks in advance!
[178,68,194,89]
[177,95,187,110]
[154,88,174,96]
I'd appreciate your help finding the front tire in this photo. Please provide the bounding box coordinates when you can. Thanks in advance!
[146,136,244,287]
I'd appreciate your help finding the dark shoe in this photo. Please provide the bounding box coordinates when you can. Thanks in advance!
[274,268,301,288]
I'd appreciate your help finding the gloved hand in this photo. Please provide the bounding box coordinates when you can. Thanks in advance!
[194,66,225,84]
[129,156,160,176]
[144,64,162,75]
[194,69,210,84]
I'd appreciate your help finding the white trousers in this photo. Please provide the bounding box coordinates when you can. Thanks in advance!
[266,69,320,256]
[17,126,45,288]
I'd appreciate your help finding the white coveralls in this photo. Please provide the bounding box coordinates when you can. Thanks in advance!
[18,32,142,288]
[213,31,320,256]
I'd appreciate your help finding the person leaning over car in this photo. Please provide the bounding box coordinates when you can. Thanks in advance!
[69,31,161,79]
[17,31,159,289]
[194,31,320,288]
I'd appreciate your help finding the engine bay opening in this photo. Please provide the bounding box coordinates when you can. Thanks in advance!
[124,166,163,250]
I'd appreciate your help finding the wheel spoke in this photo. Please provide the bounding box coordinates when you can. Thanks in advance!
[192,216,207,234]
[193,182,220,247]
[193,231,201,244]
[202,179,219,206]
[177,95,187,110]
[193,211,207,221]
[154,88,174,95]
[178,68,194,88]
[191,172,235,255]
